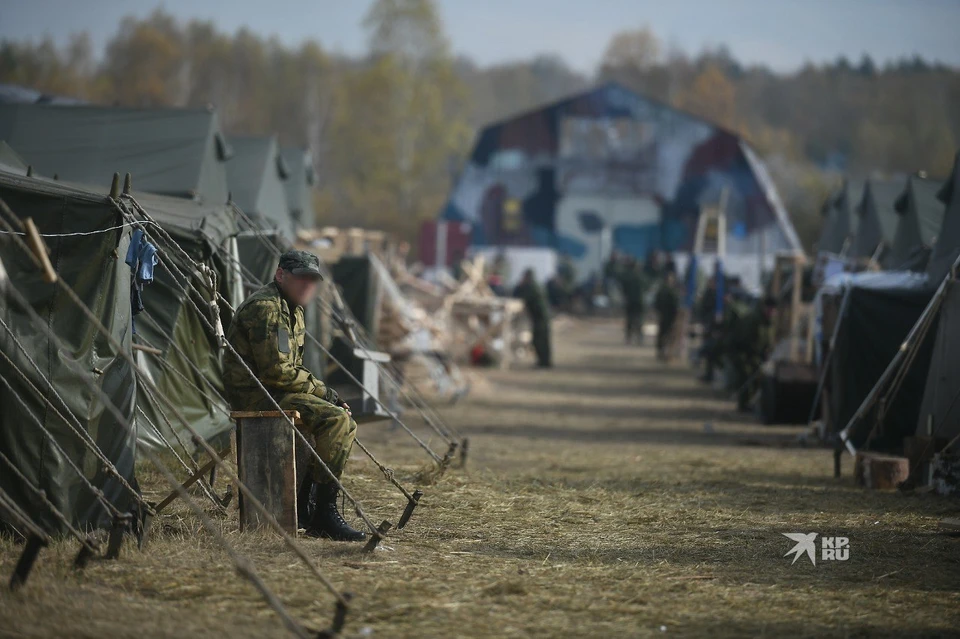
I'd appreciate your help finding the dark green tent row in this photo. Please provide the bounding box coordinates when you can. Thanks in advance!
[820,152,960,457]
[0,103,324,536]
[0,170,138,535]
[818,173,947,273]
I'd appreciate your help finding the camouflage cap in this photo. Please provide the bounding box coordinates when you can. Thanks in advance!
[278,249,323,279]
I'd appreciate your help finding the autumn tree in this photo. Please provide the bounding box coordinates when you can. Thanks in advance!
[324,0,471,238]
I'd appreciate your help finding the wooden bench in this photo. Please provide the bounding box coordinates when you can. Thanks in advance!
[232,410,303,534]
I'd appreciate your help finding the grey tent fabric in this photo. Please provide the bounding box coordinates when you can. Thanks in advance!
[0,170,137,535]
[128,191,240,450]
[227,136,295,240]
[915,279,960,440]
[851,177,905,261]
[890,176,945,271]
[0,141,28,175]
[818,179,863,255]
[280,146,316,233]
[0,103,231,204]
[926,152,960,282]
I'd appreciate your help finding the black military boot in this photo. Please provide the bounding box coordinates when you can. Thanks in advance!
[303,482,366,542]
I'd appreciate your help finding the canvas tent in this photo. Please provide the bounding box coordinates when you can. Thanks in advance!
[227,136,295,240]
[0,141,28,175]
[914,279,960,441]
[817,179,863,255]
[890,175,945,271]
[280,146,317,233]
[820,270,936,450]
[926,152,960,282]
[129,190,241,450]
[850,177,904,262]
[0,103,232,204]
[0,169,137,535]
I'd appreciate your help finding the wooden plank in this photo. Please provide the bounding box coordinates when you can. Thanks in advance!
[854,452,909,490]
[236,415,298,533]
[938,518,960,534]
[230,410,301,425]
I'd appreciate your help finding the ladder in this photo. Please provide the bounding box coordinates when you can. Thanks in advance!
[679,188,729,360]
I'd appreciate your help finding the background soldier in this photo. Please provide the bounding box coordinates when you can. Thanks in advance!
[619,257,647,345]
[654,271,680,361]
[729,295,776,411]
[514,268,552,368]
[223,250,365,542]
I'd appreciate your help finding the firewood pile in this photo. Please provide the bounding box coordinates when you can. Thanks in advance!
[385,254,531,371]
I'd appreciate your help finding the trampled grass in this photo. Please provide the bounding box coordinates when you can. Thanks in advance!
[1,317,958,638]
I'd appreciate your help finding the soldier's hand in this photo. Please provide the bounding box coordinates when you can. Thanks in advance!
[337,399,352,415]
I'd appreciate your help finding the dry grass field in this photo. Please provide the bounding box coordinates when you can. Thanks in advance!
[1,316,959,638]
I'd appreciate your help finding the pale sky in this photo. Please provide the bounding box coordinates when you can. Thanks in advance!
[1,0,958,74]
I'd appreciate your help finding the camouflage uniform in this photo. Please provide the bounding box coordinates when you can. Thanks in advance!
[224,280,356,484]
[619,264,646,344]
[514,275,552,367]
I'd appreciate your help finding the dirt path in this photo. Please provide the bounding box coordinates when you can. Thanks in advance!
[1,317,958,638]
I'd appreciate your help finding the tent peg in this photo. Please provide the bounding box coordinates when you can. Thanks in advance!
[123,173,132,195]
[361,520,392,553]
[396,489,423,530]
[105,512,133,560]
[25,165,32,177]
[314,592,352,639]
[73,538,99,570]
[109,172,120,199]
[9,534,47,591]
[459,437,470,468]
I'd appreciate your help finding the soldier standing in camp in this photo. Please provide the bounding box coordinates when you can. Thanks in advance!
[514,268,552,367]
[654,271,680,361]
[223,250,365,542]
[730,295,776,411]
[619,257,647,344]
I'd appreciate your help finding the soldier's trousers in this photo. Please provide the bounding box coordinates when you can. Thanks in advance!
[625,305,643,344]
[249,393,357,484]
[531,321,552,367]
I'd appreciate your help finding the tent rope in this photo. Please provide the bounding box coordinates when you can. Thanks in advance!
[115,201,382,535]
[0,318,144,505]
[0,198,351,610]
[0,354,127,519]
[220,211,459,449]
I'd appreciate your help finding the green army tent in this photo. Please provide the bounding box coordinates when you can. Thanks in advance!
[0,141,28,175]
[914,279,960,442]
[890,175,945,271]
[227,136,295,240]
[911,155,960,439]
[851,177,905,262]
[0,103,232,204]
[926,152,960,283]
[128,190,241,450]
[817,179,863,255]
[280,146,317,233]
[0,169,138,535]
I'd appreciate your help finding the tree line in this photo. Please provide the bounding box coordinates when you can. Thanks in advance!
[1,1,958,249]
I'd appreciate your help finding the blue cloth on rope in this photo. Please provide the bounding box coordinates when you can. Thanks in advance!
[124,229,158,325]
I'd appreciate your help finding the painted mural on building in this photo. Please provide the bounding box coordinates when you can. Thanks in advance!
[440,83,801,281]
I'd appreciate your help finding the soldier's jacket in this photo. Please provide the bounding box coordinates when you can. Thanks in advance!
[513,279,550,324]
[619,267,646,310]
[224,281,336,409]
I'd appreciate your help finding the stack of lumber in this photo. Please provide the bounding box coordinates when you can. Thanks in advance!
[391,255,530,370]
[297,226,390,264]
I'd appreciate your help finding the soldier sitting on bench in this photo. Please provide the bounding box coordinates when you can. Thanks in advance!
[223,250,365,542]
